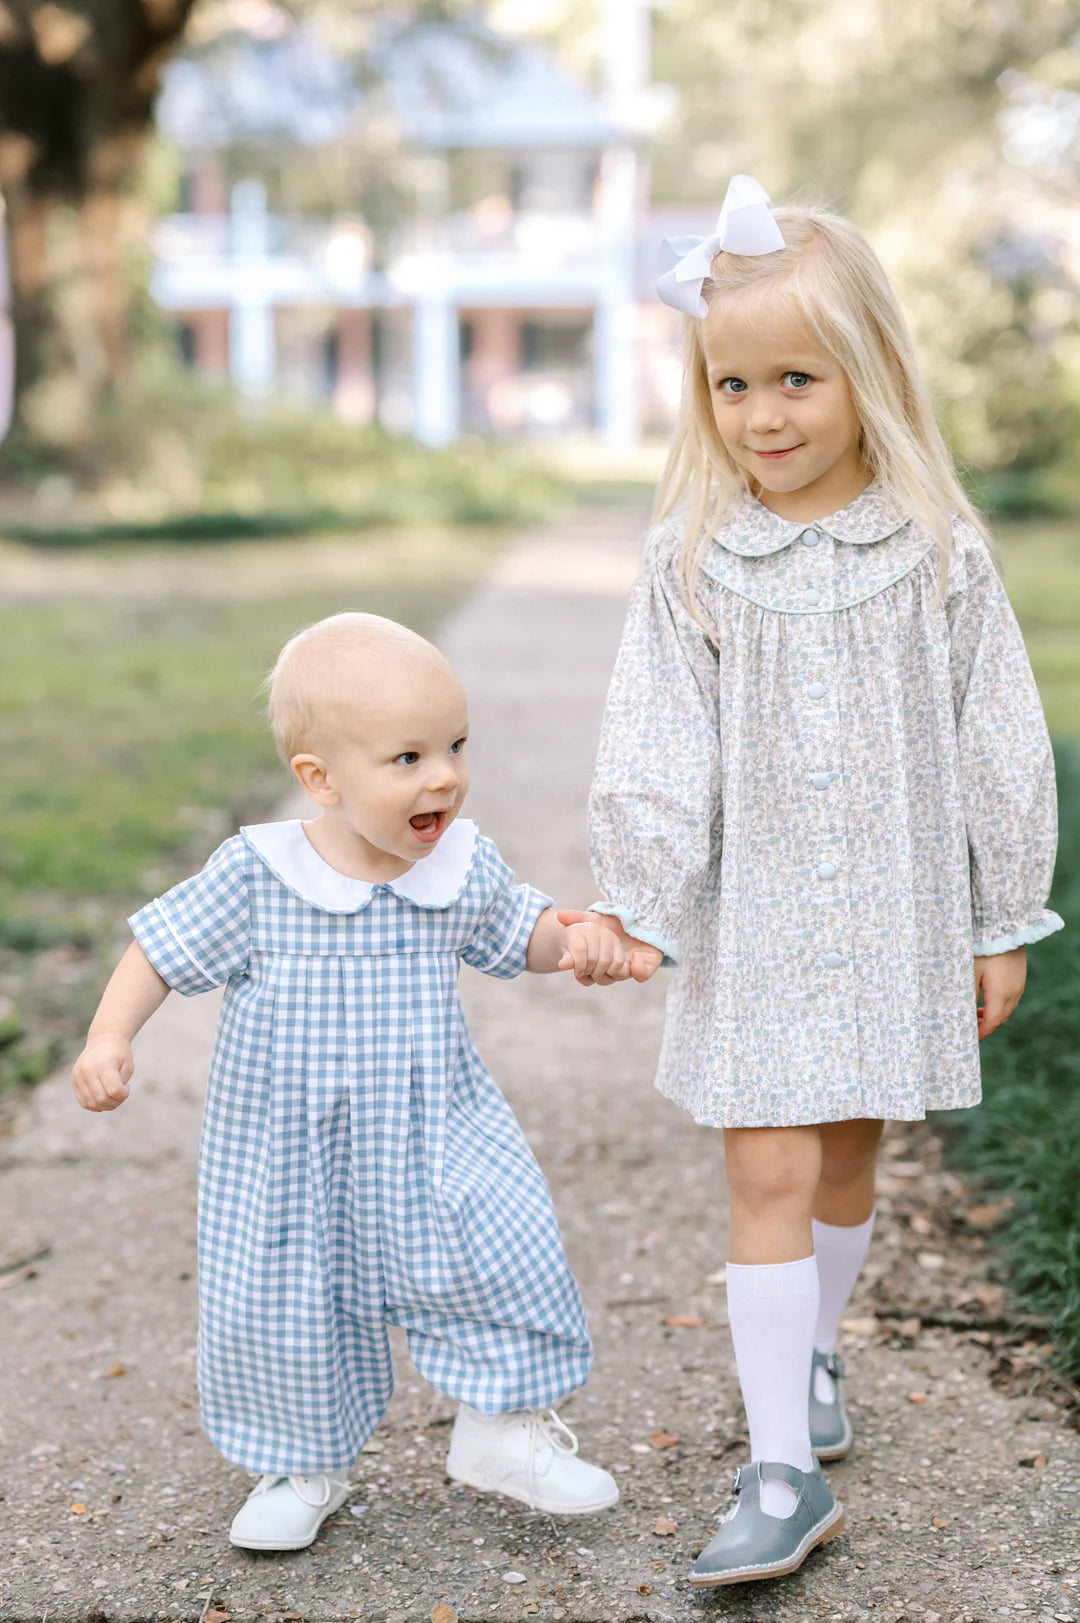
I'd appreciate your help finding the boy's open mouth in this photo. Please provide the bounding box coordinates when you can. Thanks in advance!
[409,809,446,843]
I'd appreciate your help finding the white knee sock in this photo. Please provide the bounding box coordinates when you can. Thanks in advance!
[725,1256,819,1518]
[811,1211,876,1401]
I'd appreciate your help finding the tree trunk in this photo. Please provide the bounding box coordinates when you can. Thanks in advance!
[0,0,198,452]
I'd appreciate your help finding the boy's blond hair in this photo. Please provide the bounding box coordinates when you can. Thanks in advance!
[265,612,446,764]
[655,206,991,621]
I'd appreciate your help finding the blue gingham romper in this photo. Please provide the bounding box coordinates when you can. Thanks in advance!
[128,816,592,1474]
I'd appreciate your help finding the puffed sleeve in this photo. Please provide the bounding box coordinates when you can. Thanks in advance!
[127,835,252,995]
[947,519,1064,956]
[587,523,722,964]
[460,836,554,979]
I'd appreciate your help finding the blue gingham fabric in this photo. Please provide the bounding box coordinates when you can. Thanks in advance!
[128,821,592,1473]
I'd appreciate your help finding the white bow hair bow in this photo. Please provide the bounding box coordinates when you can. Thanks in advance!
[656,175,786,318]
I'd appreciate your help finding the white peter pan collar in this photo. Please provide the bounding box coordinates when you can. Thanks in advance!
[240,816,479,914]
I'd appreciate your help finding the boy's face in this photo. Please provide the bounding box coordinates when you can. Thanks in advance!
[301,661,471,863]
[701,302,866,514]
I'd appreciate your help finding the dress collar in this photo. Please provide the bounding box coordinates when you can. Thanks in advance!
[710,479,910,557]
[240,817,478,914]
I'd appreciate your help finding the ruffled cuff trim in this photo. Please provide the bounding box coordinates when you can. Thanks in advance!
[972,911,1065,956]
[587,903,678,967]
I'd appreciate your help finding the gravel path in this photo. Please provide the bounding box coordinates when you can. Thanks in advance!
[2,503,1078,1623]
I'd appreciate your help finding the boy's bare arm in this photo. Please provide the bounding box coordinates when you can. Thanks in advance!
[72,941,171,1112]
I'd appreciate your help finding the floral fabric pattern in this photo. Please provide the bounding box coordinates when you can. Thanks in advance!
[589,484,1063,1129]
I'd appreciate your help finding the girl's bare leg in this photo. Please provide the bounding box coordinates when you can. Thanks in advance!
[814,1118,884,1225]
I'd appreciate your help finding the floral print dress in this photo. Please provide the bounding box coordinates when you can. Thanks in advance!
[588,483,1063,1129]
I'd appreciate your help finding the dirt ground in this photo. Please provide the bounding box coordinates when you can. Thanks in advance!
[1,504,1078,1623]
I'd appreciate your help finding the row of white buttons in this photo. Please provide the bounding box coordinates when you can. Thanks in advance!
[803,596,844,965]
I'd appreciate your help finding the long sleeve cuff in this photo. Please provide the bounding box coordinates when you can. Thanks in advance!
[588,902,679,967]
[971,910,1065,956]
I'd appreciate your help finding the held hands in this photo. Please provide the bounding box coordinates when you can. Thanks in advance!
[974,946,1026,1041]
[556,910,665,985]
[72,1034,134,1112]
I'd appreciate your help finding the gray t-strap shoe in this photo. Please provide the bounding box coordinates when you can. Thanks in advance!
[810,1349,854,1460]
[688,1461,844,1587]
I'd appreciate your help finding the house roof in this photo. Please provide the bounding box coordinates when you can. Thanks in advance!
[377,16,618,150]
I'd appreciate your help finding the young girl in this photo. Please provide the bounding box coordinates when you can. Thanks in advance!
[581,176,1064,1586]
[72,613,627,1552]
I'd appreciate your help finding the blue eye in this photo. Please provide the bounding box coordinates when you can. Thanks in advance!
[785,371,811,389]
[718,377,747,395]
[450,738,466,755]
[395,751,420,766]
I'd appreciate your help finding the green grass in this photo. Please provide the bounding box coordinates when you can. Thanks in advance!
[936,738,1080,1382]
[995,519,1080,738]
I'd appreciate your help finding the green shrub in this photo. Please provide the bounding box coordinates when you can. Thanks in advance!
[936,738,1080,1381]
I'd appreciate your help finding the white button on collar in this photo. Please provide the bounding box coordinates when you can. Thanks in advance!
[817,862,838,879]
[808,681,826,698]
[800,528,820,547]
[803,587,822,605]
[822,951,844,968]
[811,772,832,790]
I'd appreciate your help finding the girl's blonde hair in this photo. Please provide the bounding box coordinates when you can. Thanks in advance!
[655,205,991,618]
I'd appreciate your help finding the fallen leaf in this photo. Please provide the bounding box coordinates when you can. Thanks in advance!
[658,1314,702,1329]
[501,1571,527,1585]
[360,1439,384,1454]
[1018,1452,1048,1470]
[638,1584,653,1596]
[649,1431,680,1449]
[104,1365,126,1379]
[971,1284,1006,1316]
[932,1516,949,1528]
[653,1515,678,1536]
[70,1503,86,1515]
[431,1606,458,1623]
[964,1200,1013,1230]
[205,1611,231,1623]
[652,1560,665,1571]
[908,1392,928,1405]
[840,1315,878,1336]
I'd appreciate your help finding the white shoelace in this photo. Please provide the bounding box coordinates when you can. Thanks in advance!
[524,1409,579,1509]
[251,1472,343,1508]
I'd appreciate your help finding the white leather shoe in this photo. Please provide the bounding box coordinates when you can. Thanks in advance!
[228,1471,352,1550]
[446,1405,619,1515]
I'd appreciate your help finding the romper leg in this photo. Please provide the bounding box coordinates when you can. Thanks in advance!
[385,1068,593,1414]
[198,1279,396,1474]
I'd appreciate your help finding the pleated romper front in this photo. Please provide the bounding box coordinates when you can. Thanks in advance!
[129,816,592,1474]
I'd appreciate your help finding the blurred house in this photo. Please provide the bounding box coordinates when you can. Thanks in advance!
[152,3,686,445]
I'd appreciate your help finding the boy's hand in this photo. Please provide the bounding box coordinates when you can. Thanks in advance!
[556,910,665,984]
[974,946,1026,1040]
[556,918,629,986]
[72,1035,134,1112]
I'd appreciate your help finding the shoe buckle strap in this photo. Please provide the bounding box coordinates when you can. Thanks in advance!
[731,1466,742,1494]
[825,1353,845,1378]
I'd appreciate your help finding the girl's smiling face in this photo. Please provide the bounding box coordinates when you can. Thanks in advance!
[702,302,869,519]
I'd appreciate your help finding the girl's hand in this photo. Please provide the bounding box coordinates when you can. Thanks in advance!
[72,1035,134,1112]
[556,910,665,984]
[556,919,629,986]
[974,947,1026,1040]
